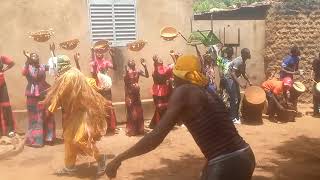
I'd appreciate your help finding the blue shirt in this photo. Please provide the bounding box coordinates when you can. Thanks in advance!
[280,55,299,79]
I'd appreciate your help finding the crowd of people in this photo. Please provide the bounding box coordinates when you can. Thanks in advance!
[0,39,317,179]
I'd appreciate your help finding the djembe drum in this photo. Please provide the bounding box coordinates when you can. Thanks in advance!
[241,86,266,124]
[278,81,305,122]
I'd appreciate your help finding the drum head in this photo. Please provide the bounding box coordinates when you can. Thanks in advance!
[244,86,266,105]
[293,81,306,93]
[316,82,320,93]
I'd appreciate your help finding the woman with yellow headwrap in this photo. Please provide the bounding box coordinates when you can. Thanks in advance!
[172,54,208,87]
[105,54,255,180]
[44,55,111,176]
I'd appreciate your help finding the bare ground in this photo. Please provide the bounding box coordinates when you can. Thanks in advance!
[0,115,320,180]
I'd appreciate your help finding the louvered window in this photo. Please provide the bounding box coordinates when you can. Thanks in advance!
[88,0,137,46]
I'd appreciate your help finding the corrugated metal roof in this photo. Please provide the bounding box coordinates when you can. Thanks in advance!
[194,4,271,20]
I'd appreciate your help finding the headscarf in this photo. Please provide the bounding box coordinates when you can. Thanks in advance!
[173,55,208,87]
[56,55,72,77]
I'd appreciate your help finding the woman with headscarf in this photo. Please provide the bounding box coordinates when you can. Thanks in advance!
[149,55,173,129]
[124,58,149,136]
[106,55,255,180]
[0,55,15,137]
[22,51,55,147]
[44,55,111,176]
[90,48,117,134]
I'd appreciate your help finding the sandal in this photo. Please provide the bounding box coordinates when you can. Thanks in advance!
[54,167,77,176]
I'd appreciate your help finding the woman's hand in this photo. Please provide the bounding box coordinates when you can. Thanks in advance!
[140,58,146,67]
[74,53,80,62]
[23,50,30,59]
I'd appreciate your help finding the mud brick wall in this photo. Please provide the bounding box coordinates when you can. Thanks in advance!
[265,1,320,103]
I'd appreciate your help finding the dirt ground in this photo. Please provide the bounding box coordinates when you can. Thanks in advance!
[0,115,320,180]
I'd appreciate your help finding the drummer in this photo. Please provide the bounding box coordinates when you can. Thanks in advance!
[312,53,320,116]
[261,77,293,121]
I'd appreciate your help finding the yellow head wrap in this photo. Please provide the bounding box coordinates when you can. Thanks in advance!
[173,55,208,87]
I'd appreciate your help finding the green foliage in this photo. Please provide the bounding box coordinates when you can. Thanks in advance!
[193,0,264,13]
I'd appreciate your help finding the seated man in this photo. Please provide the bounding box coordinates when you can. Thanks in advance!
[261,77,293,121]
[105,55,255,180]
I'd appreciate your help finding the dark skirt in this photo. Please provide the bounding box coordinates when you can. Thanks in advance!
[201,146,255,180]
[100,89,117,133]
[149,95,169,129]
[0,83,15,136]
[125,92,144,136]
[25,96,55,147]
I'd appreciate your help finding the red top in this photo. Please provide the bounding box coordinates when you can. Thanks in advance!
[124,69,141,96]
[261,79,283,95]
[0,55,13,86]
[152,64,173,96]
[90,57,113,75]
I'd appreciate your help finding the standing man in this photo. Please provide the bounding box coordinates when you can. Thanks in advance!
[105,55,255,180]
[280,46,301,80]
[312,53,320,116]
[225,48,252,124]
[217,47,234,93]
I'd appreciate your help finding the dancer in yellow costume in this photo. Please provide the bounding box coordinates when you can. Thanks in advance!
[44,55,111,176]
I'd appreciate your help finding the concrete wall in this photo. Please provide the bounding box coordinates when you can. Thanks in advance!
[0,0,92,110]
[192,20,266,85]
[0,0,195,111]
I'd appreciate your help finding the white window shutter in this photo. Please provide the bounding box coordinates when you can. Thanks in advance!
[89,0,136,47]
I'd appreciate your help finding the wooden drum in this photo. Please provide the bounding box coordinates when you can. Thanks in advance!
[241,86,266,124]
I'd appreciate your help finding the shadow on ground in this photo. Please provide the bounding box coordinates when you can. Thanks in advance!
[61,153,115,180]
[253,135,320,180]
[64,136,320,180]
[131,154,204,180]
[124,136,320,180]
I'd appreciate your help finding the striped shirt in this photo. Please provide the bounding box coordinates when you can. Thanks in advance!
[182,88,247,160]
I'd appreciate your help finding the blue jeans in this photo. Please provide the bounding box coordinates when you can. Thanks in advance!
[224,77,241,120]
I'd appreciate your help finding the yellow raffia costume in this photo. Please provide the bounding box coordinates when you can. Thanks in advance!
[44,55,111,168]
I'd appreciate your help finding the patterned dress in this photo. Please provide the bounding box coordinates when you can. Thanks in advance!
[0,56,16,136]
[149,64,173,129]
[23,64,55,147]
[124,68,144,136]
[90,58,117,133]
[204,64,217,93]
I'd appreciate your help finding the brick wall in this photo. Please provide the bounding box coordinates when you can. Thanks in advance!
[265,1,320,102]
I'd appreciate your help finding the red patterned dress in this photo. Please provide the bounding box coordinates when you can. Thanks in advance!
[149,64,173,129]
[124,69,145,136]
[0,56,16,136]
[90,57,117,133]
